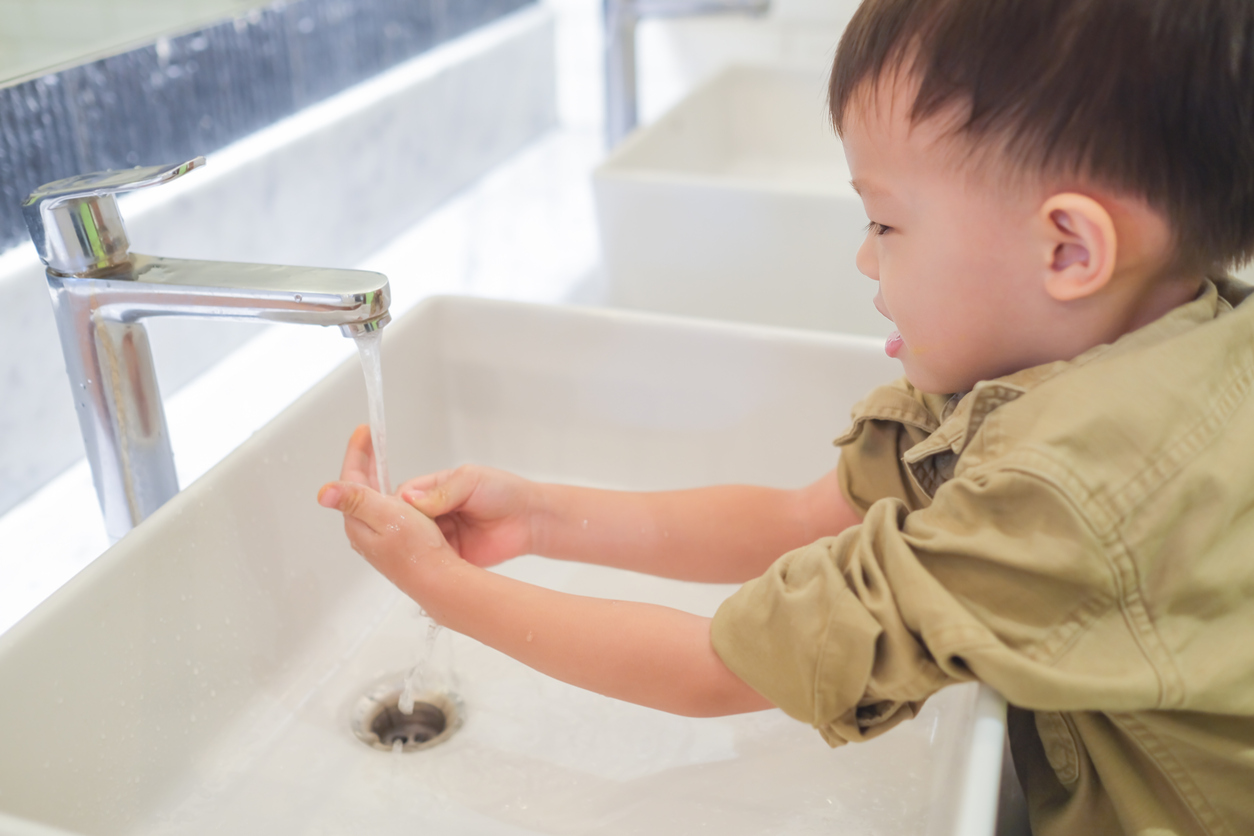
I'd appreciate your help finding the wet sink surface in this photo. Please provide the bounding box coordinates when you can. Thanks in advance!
[139,577,968,835]
[0,297,999,835]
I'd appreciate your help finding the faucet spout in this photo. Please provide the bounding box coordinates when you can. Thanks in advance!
[341,313,392,338]
[82,254,391,329]
[26,159,393,540]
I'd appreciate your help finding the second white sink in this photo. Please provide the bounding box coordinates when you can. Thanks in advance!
[594,65,885,336]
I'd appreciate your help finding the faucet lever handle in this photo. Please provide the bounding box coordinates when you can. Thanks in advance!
[23,157,205,276]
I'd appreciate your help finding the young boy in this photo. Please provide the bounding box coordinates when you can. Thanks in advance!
[318,0,1254,832]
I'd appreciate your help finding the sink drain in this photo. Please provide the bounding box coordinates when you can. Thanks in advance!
[352,683,462,752]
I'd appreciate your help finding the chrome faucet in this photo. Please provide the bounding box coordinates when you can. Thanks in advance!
[23,157,391,541]
[603,0,769,147]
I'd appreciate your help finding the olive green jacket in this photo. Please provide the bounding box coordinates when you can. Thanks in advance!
[712,278,1254,836]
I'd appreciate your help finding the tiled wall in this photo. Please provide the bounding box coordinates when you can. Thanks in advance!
[0,0,533,255]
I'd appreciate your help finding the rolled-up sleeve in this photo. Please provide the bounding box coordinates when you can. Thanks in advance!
[710,499,954,746]
[711,464,1158,747]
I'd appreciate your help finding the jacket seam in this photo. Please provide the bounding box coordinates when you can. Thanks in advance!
[1104,344,1254,521]
[966,455,1171,699]
[1111,713,1232,836]
[812,584,852,728]
[1106,528,1187,707]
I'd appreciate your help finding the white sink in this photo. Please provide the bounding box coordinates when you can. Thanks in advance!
[594,65,885,337]
[0,298,1002,835]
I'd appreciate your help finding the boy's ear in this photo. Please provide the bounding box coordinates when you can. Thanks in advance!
[1038,193,1117,302]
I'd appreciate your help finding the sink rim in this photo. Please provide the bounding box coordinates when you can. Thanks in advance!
[0,295,1004,836]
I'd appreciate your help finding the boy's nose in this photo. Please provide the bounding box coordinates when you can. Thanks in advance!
[855,233,880,281]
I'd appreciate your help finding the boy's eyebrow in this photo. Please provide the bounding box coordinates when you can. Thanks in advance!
[849,179,885,197]
[850,178,895,201]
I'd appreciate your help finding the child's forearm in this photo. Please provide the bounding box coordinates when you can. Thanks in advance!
[531,468,859,583]
[318,481,773,717]
[409,556,774,717]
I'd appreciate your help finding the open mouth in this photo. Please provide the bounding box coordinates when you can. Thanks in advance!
[873,292,903,358]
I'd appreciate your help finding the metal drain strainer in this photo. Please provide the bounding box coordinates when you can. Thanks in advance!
[352,683,462,752]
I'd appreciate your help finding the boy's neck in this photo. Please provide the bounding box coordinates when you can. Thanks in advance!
[1118,272,1207,335]
[974,268,1206,396]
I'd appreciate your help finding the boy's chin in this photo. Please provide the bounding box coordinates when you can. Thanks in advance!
[900,361,965,397]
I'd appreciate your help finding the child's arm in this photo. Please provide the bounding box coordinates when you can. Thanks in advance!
[519,476,856,583]
[317,480,775,716]
[333,426,861,583]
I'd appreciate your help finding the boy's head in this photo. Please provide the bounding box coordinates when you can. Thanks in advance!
[829,0,1254,394]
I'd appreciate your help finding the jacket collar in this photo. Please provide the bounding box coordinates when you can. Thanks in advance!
[895,277,1243,497]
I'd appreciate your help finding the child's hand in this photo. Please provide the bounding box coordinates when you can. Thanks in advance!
[317,479,457,594]
[319,429,773,718]
[336,424,384,492]
[319,427,460,592]
[396,465,537,568]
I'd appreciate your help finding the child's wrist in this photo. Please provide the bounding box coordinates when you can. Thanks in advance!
[410,545,486,630]
[526,480,555,556]
[404,542,462,612]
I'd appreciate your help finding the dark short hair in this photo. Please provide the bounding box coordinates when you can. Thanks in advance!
[830,0,1254,271]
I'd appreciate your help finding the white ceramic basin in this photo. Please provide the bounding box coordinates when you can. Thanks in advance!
[594,65,885,337]
[0,298,1002,835]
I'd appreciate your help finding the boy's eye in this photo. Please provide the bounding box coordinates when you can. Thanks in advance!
[864,221,892,236]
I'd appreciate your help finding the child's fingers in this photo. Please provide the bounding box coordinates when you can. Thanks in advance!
[396,470,451,496]
[317,480,393,533]
[401,468,477,517]
[339,425,378,489]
